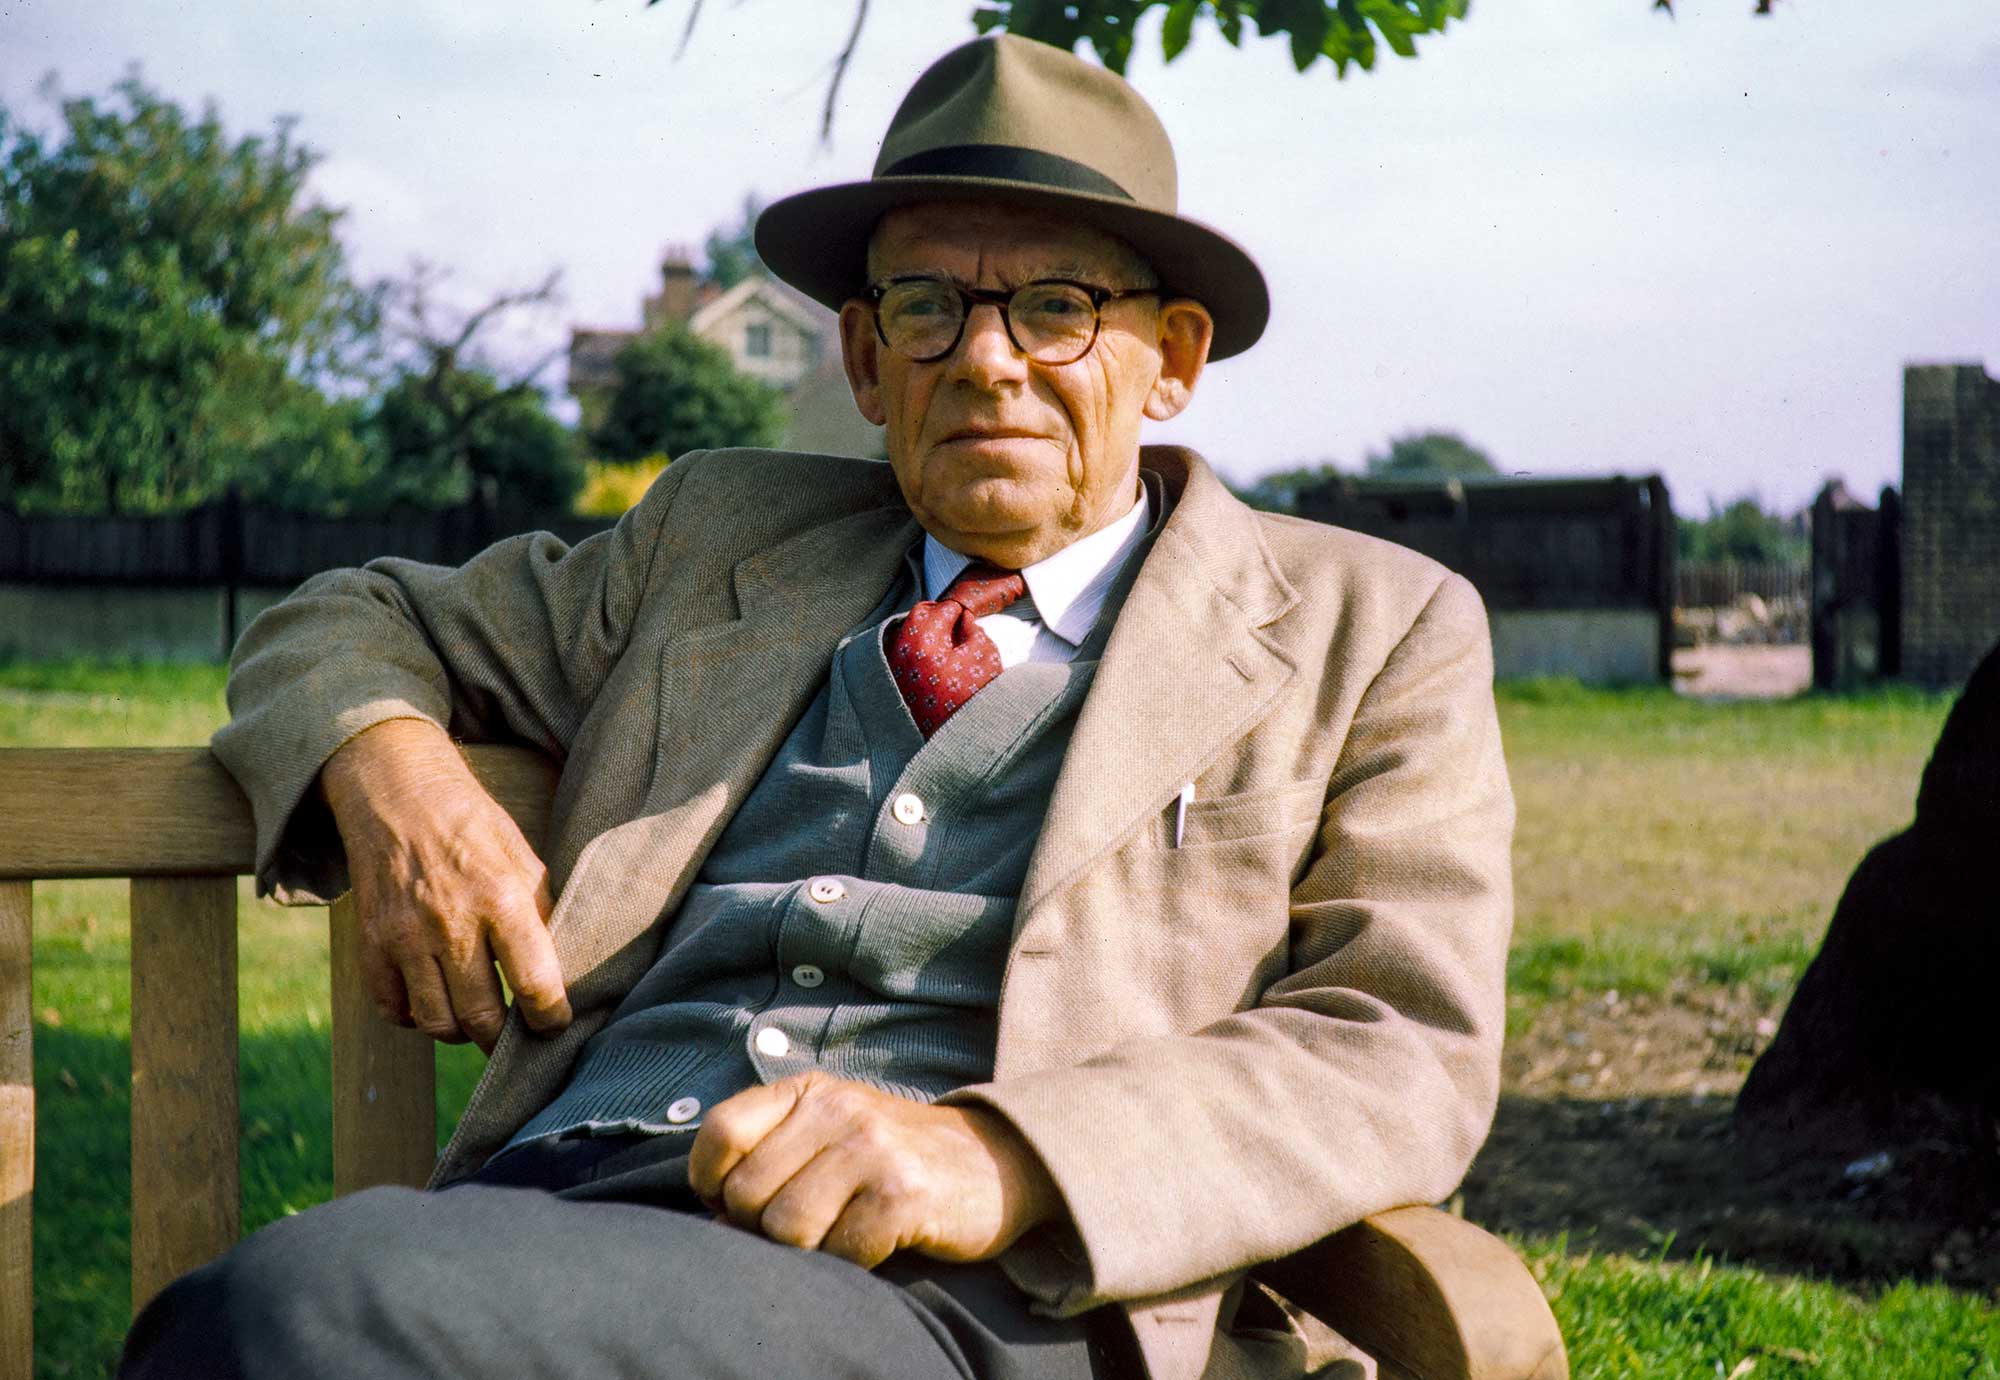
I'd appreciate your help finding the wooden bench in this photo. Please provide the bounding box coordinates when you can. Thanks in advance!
[0,746,1567,1380]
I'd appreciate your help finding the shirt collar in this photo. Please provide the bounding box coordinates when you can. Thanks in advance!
[921,484,1153,649]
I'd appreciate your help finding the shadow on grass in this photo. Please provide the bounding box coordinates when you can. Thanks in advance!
[32,1022,486,1380]
[1462,1092,2000,1297]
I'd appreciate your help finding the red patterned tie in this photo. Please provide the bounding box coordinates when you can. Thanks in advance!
[888,562,1028,738]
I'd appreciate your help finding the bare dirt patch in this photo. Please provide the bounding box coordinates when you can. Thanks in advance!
[1465,987,2000,1295]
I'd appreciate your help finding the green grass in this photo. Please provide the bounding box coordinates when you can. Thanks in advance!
[9,664,1985,1376]
[1527,1238,2000,1379]
[1496,679,1949,1013]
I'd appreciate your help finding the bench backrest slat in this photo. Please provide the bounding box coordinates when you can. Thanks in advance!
[0,747,560,882]
[0,750,256,878]
[130,876,241,1314]
[2,880,32,1380]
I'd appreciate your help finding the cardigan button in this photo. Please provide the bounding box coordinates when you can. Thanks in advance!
[665,1096,701,1125]
[754,1027,791,1057]
[791,964,825,988]
[891,792,926,826]
[808,878,846,903]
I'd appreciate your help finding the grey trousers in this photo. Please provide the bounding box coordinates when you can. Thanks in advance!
[119,1132,1143,1380]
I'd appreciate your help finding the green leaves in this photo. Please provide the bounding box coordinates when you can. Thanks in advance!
[972,0,1470,76]
[1162,0,1200,60]
[0,73,380,513]
[591,326,785,463]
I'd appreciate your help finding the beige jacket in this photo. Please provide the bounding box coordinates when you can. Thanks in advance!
[214,445,1513,1380]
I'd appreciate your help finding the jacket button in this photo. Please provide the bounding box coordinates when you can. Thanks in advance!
[754,1027,791,1057]
[665,1096,701,1124]
[891,792,925,825]
[808,878,846,903]
[791,963,825,988]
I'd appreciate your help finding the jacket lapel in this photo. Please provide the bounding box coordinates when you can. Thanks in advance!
[1014,447,1301,928]
[547,502,921,990]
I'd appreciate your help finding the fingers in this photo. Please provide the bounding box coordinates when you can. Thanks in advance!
[689,1076,938,1270]
[687,1077,813,1208]
[358,928,414,1028]
[401,955,469,1045]
[487,881,571,1036]
[438,935,509,1054]
[755,1148,876,1261]
[819,1187,905,1270]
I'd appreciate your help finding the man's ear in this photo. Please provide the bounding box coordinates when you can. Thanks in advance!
[1143,298,1213,422]
[839,300,887,425]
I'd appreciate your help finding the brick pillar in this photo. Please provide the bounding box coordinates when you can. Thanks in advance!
[1900,362,2000,687]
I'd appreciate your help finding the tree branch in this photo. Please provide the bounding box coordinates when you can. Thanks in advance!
[821,0,871,144]
[674,0,706,59]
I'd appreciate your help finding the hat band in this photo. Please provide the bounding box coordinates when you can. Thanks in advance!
[878,144,1134,202]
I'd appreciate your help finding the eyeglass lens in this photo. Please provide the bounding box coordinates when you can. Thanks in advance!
[876,280,1101,364]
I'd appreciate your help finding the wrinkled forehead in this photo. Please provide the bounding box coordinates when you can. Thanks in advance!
[865,201,1157,286]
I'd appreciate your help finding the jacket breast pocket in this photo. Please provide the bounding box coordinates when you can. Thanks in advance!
[1142,778,1326,850]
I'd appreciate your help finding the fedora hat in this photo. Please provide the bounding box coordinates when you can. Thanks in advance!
[755,35,1269,360]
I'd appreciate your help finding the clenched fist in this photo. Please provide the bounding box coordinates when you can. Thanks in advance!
[320,718,571,1052]
[688,1072,1064,1269]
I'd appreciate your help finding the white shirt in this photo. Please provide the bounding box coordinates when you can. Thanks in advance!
[920,486,1152,668]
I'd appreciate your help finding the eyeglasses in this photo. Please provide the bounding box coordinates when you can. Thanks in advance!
[866,277,1159,366]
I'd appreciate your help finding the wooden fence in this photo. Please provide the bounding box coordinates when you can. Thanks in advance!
[1295,474,1677,680]
[0,492,613,588]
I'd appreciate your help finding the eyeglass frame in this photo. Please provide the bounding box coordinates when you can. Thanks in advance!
[863,275,1161,366]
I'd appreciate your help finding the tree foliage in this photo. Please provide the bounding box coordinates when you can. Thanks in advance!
[1363,429,1497,478]
[1230,461,1344,514]
[1678,496,1806,565]
[975,0,1470,78]
[374,368,582,510]
[0,75,587,516]
[653,0,1773,142]
[592,325,786,462]
[703,193,768,291]
[373,262,583,509]
[0,73,378,512]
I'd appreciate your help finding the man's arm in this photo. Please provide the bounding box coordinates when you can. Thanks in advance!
[211,459,696,1041]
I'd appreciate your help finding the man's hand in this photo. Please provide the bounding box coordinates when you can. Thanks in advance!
[687,1072,1064,1269]
[319,719,571,1053]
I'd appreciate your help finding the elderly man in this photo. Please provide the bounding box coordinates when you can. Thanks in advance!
[123,34,1512,1380]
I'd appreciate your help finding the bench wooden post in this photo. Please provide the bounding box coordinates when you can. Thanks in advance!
[130,876,241,1313]
[330,893,437,1194]
[1,880,32,1379]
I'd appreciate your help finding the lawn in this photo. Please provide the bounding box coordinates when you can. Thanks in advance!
[6,660,1992,1377]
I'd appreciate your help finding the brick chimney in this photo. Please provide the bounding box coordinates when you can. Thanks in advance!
[644,248,699,330]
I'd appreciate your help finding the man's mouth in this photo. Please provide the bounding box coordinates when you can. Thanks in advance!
[940,427,1050,445]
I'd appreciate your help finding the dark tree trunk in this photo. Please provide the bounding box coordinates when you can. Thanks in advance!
[1736,639,2000,1214]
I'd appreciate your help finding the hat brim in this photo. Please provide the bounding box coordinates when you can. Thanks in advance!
[754,176,1269,362]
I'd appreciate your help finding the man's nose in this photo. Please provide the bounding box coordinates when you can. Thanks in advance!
[949,302,1028,382]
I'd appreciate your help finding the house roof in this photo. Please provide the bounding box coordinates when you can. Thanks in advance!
[688,275,834,343]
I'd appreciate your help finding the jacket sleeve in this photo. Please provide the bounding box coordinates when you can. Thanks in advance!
[210,459,697,905]
[945,573,1514,1312]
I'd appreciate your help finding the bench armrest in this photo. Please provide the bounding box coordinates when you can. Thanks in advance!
[1252,1207,1567,1380]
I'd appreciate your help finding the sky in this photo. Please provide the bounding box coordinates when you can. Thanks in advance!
[3,0,1996,514]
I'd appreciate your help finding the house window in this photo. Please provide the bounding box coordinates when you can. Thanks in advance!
[745,322,772,358]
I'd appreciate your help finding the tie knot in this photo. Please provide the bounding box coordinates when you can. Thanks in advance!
[941,562,1026,620]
